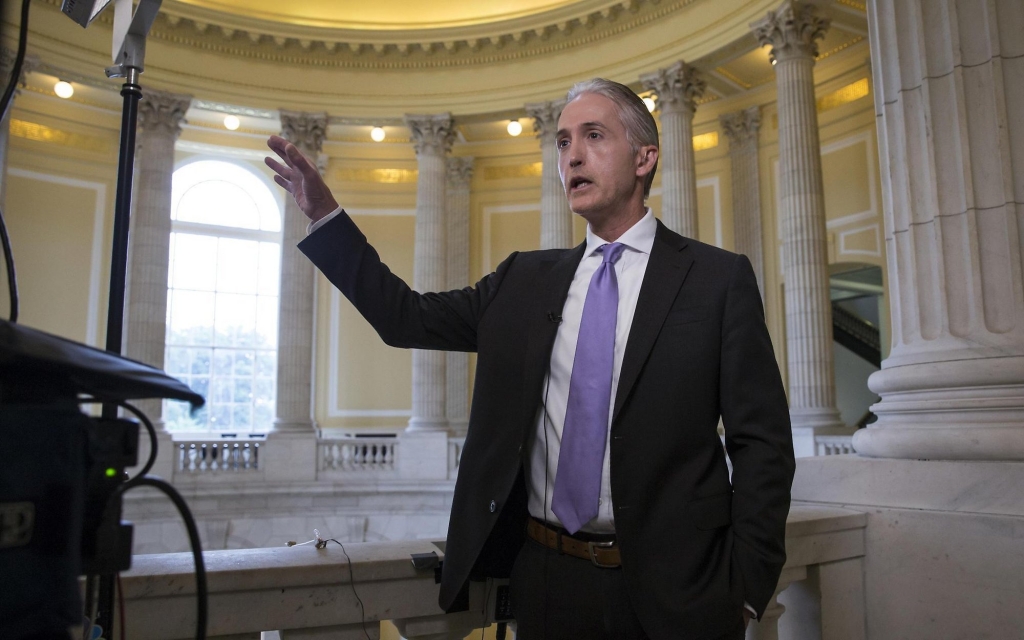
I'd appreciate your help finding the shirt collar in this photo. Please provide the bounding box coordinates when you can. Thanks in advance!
[584,208,657,258]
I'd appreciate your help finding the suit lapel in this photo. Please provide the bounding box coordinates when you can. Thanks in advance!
[521,243,586,428]
[612,221,694,426]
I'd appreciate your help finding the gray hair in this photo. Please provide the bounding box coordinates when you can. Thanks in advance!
[565,78,660,198]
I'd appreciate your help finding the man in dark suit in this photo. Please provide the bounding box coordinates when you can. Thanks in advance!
[267,78,794,640]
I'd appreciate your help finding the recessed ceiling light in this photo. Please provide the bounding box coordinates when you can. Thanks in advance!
[506,120,523,136]
[371,126,386,142]
[223,115,241,130]
[642,96,656,113]
[54,81,74,99]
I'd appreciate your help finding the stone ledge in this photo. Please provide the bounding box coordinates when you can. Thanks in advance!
[792,455,1024,516]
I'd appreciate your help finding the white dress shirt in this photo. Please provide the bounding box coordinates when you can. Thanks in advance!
[526,210,656,533]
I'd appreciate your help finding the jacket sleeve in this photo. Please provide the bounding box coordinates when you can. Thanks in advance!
[718,253,795,619]
[297,210,516,353]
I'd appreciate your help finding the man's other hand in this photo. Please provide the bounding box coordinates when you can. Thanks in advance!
[743,608,753,629]
[265,135,339,223]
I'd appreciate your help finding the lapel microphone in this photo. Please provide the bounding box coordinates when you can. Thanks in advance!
[547,312,562,324]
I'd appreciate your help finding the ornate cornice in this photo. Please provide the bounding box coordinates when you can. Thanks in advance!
[405,114,455,156]
[640,60,706,116]
[751,1,830,64]
[73,0,700,71]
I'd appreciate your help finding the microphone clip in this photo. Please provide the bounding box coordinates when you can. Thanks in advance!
[547,312,562,324]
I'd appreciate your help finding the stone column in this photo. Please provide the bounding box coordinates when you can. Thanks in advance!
[721,106,766,297]
[445,156,473,436]
[124,89,190,478]
[852,0,1024,460]
[526,100,573,249]
[263,111,326,483]
[754,2,843,455]
[126,89,191,423]
[640,61,706,238]
[405,113,455,434]
[274,110,326,434]
[0,49,38,209]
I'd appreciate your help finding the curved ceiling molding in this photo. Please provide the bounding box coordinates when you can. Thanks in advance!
[147,0,692,69]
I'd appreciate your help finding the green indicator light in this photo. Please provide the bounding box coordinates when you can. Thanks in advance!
[105,468,117,478]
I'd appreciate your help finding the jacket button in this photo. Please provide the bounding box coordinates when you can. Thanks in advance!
[489,500,497,513]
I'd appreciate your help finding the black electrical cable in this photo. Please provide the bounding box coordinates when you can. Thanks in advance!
[326,539,371,640]
[78,399,159,480]
[106,477,207,640]
[0,0,31,324]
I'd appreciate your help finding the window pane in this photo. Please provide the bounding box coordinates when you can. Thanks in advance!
[167,290,215,345]
[256,297,278,348]
[215,293,257,347]
[166,160,282,433]
[170,233,218,291]
[176,180,262,230]
[258,243,280,296]
[216,238,260,295]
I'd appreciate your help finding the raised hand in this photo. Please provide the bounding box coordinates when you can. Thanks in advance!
[265,134,339,223]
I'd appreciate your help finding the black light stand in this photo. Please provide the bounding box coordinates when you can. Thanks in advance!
[92,1,163,631]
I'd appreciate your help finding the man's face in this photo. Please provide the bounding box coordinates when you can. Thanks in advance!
[556,93,645,225]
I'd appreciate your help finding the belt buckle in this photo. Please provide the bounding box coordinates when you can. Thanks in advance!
[587,540,617,568]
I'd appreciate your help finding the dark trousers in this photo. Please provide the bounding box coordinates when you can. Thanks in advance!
[508,537,746,640]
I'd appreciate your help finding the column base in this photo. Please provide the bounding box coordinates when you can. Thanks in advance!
[264,429,317,482]
[861,356,1024,460]
[398,430,451,480]
[406,416,449,432]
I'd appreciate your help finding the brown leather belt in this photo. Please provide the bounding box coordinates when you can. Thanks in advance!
[526,518,621,568]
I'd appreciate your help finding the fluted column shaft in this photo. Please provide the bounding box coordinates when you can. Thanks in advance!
[406,114,455,432]
[721,106,765,296]
[754,2,842,434]
[446,157,473,435]
[853,0,1024,460]
[275,111,326,432]
[526,101,573,249]
[127,89,191,425]
[641,61,706,237]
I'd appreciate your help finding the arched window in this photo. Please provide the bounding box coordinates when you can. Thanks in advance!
[163,160,282,433]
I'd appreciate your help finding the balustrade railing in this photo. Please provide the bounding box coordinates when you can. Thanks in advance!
[318,437,398,478]
[175,438,263,477]
[815,434,856,456]
[117,505,865,639]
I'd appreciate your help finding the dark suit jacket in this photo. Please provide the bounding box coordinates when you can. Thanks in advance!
[299,211,794,640]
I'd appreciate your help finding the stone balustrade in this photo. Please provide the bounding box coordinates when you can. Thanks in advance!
[117,506,864,639]
[814,435,856,457]
[318,437,398,478]
[175,437,264,478]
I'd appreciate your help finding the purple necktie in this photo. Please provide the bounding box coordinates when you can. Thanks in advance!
[551,242,626,534]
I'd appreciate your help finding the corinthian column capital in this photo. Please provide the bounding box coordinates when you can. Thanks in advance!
[752,1,830,64]
[720,106,763,146]
[446,156,474,188]
[405,113,455,157]
[138,89,192,138]
[525,100,565,141]
[279,109,328,156]
[640,61,706,116]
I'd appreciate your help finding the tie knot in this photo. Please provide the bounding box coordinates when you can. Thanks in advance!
[599,242,626,265]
